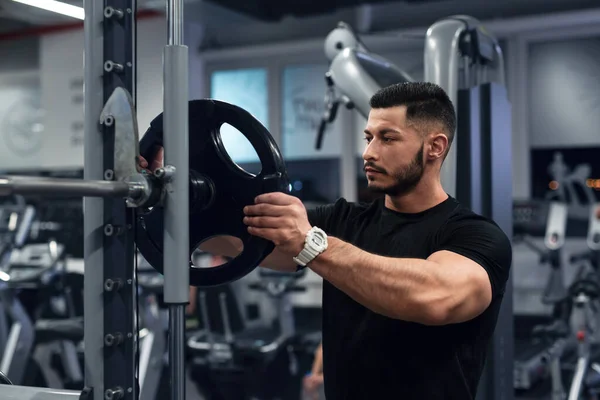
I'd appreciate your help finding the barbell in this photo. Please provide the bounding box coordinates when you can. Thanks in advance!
[0,88,290,287]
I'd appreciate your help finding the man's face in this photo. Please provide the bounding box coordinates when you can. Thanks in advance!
[362,106,425,196]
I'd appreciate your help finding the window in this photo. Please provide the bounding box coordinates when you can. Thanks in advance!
[210,68,268,164]
[0,72,43,169]
[282,64,344,159]
[528,37,600,148]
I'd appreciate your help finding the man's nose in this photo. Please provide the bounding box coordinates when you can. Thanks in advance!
[363,141,377,161]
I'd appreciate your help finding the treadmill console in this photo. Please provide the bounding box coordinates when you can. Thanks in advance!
[513,200,550,237]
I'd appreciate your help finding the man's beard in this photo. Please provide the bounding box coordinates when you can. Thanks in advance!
[365,143,425,197]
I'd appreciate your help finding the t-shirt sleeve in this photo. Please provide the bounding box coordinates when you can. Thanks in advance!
[306,198,346,234]
[434,216,513,299]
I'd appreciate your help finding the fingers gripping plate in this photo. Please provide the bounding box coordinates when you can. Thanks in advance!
[136,100,289,287]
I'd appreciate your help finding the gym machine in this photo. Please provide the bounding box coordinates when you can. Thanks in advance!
[2,242,85,389]
[513,201,573,395]
[187,268,310,399]
[0,198,86,391]
[318,16,513,400]
[0,200,38,385]
[0,197,35,360]
[0,0,287,399]
[570,204,600,274]
[512,203,600,399]
[560,204,600,400]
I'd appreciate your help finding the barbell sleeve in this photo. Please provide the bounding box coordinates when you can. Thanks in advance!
[0,176,132,198]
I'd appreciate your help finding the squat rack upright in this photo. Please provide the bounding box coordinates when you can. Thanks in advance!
[0,0,190,399]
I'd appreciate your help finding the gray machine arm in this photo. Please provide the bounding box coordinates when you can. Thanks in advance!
[316,22,413,149]
[323,16,504,120]
[324,22,413,117]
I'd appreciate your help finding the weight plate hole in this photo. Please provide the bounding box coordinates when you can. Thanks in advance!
[192,236,243,268]
[218,124,262,176]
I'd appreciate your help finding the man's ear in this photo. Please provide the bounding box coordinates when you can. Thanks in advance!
[427,133,449,160]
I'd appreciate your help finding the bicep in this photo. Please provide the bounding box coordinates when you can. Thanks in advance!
[434,218,513,300]
[427,250,493,318]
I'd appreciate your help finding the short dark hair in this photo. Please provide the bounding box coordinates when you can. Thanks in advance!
[369,82,456,148]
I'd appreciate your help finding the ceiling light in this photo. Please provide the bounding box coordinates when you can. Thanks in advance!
[11,0,84,20]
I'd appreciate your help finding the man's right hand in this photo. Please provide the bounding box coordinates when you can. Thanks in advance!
[138,145,164,173]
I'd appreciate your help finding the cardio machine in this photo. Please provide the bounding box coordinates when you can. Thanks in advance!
[187,267,313,400]
[0,199,40,386]
[513,201,574,396]
[0,239,85,389]
[0,196,35,362]
[0,195,86,390]
[558,203,600,400]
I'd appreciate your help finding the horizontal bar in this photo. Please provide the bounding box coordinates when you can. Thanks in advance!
[0,385,80,399]
[0,176,130,198]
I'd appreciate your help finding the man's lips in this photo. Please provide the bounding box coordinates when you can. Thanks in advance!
[365,167,383,174]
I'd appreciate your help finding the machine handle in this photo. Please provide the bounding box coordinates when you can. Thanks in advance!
[315,119,327,150]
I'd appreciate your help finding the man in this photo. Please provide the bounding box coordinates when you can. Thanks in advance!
[140,82,512,399]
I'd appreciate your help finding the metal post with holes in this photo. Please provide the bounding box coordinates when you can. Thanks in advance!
[83,0,138,399]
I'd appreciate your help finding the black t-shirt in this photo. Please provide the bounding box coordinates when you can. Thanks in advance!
[307,196,512,400]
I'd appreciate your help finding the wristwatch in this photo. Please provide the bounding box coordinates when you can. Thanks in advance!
[293,226,328,268]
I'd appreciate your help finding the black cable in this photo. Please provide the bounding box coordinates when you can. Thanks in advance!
[134,209,140,394]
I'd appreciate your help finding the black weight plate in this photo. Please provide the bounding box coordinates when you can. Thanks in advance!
[136,99,289,287]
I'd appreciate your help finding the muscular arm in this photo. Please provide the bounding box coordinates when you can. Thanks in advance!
[308,237,494,325]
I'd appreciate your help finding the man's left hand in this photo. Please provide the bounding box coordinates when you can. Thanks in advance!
[243,192,311,256]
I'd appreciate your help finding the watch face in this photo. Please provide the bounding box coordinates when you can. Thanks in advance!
[309,230,327,251]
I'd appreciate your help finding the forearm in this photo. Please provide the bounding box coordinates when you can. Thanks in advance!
[311,343,323,375]
[309,237,453,325]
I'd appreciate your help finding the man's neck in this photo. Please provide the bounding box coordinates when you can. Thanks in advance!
[384,181,449,214]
